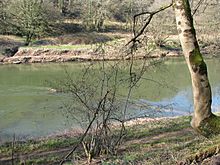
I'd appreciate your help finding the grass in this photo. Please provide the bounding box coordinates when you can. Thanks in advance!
[21,44,92,50]
[19,37,126,51]
[0,35,25,42]
[0,137,78,158]
[0,31,126,57]
[1,116,220,164]
[17,32,126,51]
[106,116,220,165]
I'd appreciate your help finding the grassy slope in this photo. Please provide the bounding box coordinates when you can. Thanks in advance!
[1,116,220,164]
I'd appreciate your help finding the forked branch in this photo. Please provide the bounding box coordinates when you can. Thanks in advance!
[126,2,173,46]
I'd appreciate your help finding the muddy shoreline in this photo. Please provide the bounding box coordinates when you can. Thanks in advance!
[0,46,182,64]
[1,45,218,65]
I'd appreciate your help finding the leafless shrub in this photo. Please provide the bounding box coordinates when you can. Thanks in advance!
[53,45,167,164]
[56,60,130,163]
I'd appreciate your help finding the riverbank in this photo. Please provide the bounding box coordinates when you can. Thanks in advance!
[1,32,219,64]
[1,116,220,164]
[0,33,182,64]
[0,46,181,64]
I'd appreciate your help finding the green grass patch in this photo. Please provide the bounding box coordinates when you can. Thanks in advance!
[104,116,220,164]
[1,116,220,164]
[0,136,78,157]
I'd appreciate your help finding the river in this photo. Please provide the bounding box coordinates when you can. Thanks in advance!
[1,58,220,142]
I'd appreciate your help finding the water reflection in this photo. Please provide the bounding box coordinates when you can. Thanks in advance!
[0,58,220,142]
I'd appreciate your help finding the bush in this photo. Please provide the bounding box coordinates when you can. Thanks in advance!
[2,0,61,45]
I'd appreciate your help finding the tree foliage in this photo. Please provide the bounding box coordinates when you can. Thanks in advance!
[0,0,11,34]
[0,0,60,45]
[48,0,155,31]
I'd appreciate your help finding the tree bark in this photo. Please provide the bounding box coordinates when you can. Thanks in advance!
[174,0,220,136]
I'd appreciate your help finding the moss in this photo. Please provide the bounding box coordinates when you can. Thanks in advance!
[189,48,203,65]
[189,48,208,75]
[198,114,220,137]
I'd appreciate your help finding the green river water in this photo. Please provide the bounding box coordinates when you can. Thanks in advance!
[1,58,220,142]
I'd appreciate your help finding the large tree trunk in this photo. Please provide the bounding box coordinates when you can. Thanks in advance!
[174,0,220,136]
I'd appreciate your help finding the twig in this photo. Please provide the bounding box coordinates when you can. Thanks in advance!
[192,0,206,16]
[59,91,110,164]
[126,2,173,46]
[11,134,15,165]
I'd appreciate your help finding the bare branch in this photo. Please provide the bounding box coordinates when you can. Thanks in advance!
[60,88,110,164]
[126,2,173,46]
[192,0,206,16]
